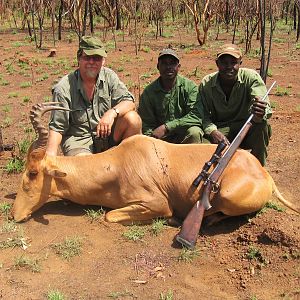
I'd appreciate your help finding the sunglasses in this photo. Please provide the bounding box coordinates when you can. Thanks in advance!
[81,55,103,62]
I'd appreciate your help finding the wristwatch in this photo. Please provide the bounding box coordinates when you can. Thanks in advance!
[112,107,119,117]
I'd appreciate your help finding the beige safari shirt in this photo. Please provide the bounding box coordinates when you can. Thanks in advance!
[49,67,134,153]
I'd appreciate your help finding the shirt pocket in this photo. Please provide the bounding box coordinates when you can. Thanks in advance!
[95,93,111,118]
[70,108,89,125]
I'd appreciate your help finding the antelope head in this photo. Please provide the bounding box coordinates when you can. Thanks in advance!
[12,103,69,222]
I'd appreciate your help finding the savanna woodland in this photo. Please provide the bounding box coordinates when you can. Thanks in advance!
[0,0,300,299]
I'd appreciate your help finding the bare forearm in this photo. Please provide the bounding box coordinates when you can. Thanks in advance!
[46,130,62,156]
[113,100,135,117]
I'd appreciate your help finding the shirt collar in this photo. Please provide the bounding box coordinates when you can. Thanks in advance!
[155,75,182,92]
[214,68,243,87]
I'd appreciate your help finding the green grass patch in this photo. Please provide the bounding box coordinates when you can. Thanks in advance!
[141,46,151,53]
[23,96,31,103]
[51,236,82,260]
[159,290,174,300]
[270,101,278,109]
[0,202,12,217]
[272,37,285,43]
[18,137,33,155]
[5,64,15,74]
[4,136,32,174]
[178,247,200,262]
[20,81,32,88]
[84,208,105,223]
[0,79,10,86]
[14,255,41,273]
[43,96,52,102]
[257,201,285,215]
[246,246,268,265]
[36,73,49,82]
[2,104,11,113]
[12,41,26,47]
[0,232,29,250]
[140,73,151,80]
[116,66,124,72]
[47,290,67,300]
[5,156,25,173]
[275,86,290,96]
[122,225,146,242]
[3,116,12,127]
[150,218,167,236]
[8,91,19,98]
[0,220,17,233]
[267,68,273,77]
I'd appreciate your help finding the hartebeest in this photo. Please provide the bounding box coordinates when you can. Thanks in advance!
[12,103,299,224]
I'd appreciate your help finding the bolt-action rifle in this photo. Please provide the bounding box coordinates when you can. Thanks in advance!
[176,81,276,249]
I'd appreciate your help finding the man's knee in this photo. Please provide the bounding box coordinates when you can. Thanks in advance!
[122,110,142,131]
[242,122,271,166]
[114,111,142,141]
[184,126,204,143]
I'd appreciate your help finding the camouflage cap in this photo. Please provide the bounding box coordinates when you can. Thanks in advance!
[217,43,242,59]
[79,36,107,57]
[158,48,180,61]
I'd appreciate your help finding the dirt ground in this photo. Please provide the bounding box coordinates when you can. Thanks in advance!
[0,26,299,300]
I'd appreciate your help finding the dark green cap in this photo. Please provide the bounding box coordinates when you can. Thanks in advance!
[79,36,107,57]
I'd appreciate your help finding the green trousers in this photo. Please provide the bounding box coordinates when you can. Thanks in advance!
[205,121,271,166]
[164,126,204,144]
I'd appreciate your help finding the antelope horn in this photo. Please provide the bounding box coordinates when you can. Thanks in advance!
[30,102,70,149]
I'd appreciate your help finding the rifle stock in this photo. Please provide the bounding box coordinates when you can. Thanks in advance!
[176,81,276,249]
[176,181,212,249]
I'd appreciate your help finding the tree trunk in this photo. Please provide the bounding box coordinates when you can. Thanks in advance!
[259,0,266,82]
[82,0,88,35]
[58,0,63,40]
[89,0,94,33]
[29,0,38,48]
[116,0,121,30]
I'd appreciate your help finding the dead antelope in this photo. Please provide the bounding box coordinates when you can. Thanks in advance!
[12,103,299,226]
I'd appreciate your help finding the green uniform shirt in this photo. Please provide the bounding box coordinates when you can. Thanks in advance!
[138,75,202,136]
[198,68,272,135]
[49,67,134,153]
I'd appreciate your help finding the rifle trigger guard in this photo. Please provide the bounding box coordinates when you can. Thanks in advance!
[212,182,220,193]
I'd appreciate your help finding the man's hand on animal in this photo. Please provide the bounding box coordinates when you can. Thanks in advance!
[251,97,267,123]
[151,124,168,139]
[210,130,230,145]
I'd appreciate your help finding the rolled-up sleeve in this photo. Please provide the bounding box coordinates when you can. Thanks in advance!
[49,87,70,134]
[108,71,134,107]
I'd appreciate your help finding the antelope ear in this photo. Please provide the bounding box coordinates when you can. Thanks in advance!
[45,167,67,178]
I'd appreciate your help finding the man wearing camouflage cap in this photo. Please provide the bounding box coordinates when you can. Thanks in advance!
[138,48,203,144]
[197,43,272,166]
[47,36,141,156]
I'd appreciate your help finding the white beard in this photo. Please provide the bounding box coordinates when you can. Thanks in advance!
[86,69,98,79]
